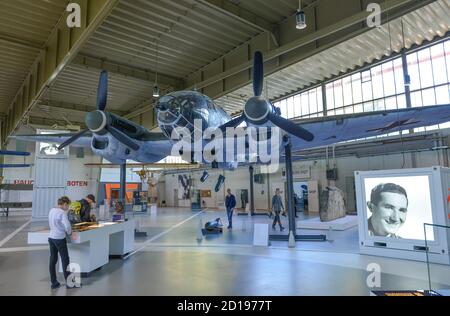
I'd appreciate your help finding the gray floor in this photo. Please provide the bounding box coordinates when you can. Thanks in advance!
[0,208,449,296]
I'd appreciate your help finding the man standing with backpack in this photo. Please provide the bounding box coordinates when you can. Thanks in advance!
[79,194,96,222]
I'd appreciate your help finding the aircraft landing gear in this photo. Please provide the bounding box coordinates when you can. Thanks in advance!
[269,135,326,244]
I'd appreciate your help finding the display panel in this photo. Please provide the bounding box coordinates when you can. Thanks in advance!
[364,175,435,241]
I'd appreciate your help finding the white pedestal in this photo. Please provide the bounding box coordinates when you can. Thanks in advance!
[107,220,135,256]
[28,220,135,274]
[296,215,358,231]
[253,223,269,246]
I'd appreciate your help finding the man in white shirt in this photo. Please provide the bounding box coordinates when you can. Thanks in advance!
[48,196,72,289]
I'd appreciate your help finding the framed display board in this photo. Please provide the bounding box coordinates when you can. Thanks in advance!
[200,190,212,198]
[355,167,450,264]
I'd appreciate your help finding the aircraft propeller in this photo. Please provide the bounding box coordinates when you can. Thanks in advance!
[57,71,140,151]
[218,51,314,142]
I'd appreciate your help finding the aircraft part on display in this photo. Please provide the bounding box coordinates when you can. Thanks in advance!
[319,186,347,222]
[57,71,140,152]
[200,170,209,182]
[135,168,147,182]
[156,90,230,140]
[202,218,223,234]
[288,104,450,151]
[178,174,191,200]
[215,175,225,192]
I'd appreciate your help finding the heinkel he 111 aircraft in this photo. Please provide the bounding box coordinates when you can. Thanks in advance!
[14,51,450,170]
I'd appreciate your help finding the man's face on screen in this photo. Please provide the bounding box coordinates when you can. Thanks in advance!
[369,192,408,236]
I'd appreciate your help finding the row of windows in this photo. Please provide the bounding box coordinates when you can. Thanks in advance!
[326,57,405,111]
[274,38,450,137]
[408,41,450,92]
[277,86,323,119]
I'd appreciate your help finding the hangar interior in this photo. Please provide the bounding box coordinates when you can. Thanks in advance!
[0,0,450,296]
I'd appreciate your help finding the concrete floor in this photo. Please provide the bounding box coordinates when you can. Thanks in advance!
[0,208,449,296]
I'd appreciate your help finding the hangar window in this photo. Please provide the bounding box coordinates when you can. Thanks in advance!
[326,56,405,117]
[273,37,450,139]
[275,86,323,120]
[407,40,450,132]
[327,38,450,135]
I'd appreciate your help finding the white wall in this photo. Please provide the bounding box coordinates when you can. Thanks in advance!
[163,168,270,210]
[160,149,448,212]
[1,140,34,202]
[100,167,144,183]
[2,139,101,203]
[65,147,102,201]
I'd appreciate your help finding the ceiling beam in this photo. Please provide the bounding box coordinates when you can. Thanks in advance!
[34,100,126,117]
[72,54,184,89]
[0,33,43,50]
[187,0,425,92]
[2,0,121,146]
[124,85,177,120]
[24,116,85,131]
[198,0,278,45]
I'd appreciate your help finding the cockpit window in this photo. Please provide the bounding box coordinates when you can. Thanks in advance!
[157,91,223,139]
[206,97,215,110]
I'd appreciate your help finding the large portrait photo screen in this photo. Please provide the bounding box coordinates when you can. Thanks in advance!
[364,176,434,241]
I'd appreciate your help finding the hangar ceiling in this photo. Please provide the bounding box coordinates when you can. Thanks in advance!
[81,0,263,78]
[0,0,68,115]
[215,0,450,112]
[0,0,447,144]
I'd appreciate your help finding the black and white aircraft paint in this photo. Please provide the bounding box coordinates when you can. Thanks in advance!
[13,51,450,168]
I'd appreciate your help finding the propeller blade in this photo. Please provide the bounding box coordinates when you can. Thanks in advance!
[253,51,264,97]
[267,112,314,142]
[97,70,108,111]
[105,125,140,151]
[57,129,90,150]
[218,115,246,132]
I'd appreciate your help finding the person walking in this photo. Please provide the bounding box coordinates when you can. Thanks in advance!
[225,189,236,229]
[293,193,299,218]
[272,188,285,231]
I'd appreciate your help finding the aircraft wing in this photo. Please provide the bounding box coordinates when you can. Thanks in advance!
[10,132,174,164]
[10,133,93,148]
[290,104,450,151]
